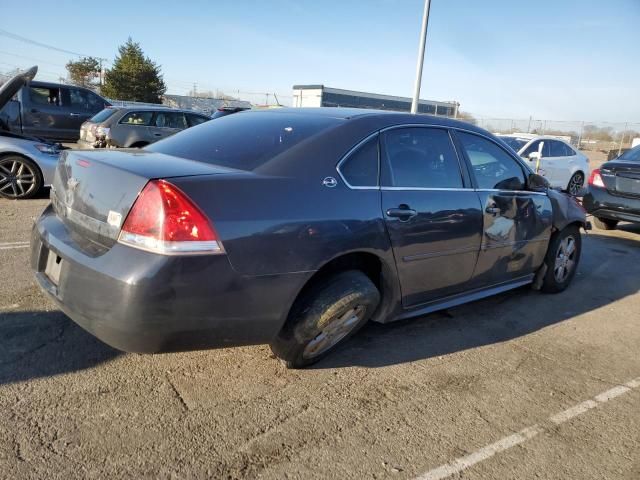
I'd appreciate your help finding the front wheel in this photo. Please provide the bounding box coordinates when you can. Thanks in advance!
[270,270,380,369]
[0,155,43,199]
[541,225,581,293]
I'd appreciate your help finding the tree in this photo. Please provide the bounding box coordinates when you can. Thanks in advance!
[66,57,101,89]
[456,111,477,125]
[102,38,166,103]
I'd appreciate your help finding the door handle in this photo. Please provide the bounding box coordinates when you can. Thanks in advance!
[485,206,501,215]
[153,133,162,137]
[386,206,417,221]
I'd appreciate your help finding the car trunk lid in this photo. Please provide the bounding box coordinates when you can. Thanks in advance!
[51,149,239,248]
[600,160,640,198]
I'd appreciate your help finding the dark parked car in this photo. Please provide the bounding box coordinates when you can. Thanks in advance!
[78,106,211,148]
[210,106,251,119]
[31,109,586,368]
[584,144,640,230]
[0,66,110,142]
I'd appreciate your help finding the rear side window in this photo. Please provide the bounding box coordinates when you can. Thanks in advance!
[619,145,640,161]
[549,140,568,157]
[65,87,104,112]
[457,132,525,190]
[563,142,576,156]
[119,111,153,126]
[147,112,341,171]
[339,136,379,187]
[381,127,463,188]
[89,108,117,123]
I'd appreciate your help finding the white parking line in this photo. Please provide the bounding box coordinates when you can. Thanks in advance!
[416,376,640,480]
[0,241,29,250]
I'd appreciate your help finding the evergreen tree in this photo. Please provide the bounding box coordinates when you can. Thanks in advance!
[102,39,166,103]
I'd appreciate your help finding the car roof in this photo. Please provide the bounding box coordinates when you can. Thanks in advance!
[247,107,488,133]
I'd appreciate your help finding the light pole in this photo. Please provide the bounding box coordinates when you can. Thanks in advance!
[411,0,432,114]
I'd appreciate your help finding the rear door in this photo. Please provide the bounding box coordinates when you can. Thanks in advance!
[455,131,553,286]
[545,140,572,187]
[380,126,483,307]
[149,111,188,141]
[62,87,106,138]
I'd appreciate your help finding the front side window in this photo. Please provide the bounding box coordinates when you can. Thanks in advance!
[339,136,379,187]
[154,111,188,129]
[29,87,61,107]
[381,127,463,188]
[457,131,526,190]
[119,111,153,126]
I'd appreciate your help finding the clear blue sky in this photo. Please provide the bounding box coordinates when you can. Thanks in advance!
[1,0,638,121]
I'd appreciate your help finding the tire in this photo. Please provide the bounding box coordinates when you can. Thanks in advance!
[0,155,43,200]
[566,172,584,196]
[593,217,618,230]
[270,270,380,369]
[541,225,581,293]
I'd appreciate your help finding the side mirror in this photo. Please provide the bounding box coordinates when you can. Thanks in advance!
[528,173,549,191]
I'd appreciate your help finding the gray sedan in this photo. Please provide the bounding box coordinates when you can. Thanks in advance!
[0,130,60,199]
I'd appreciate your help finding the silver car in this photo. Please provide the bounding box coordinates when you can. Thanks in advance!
[78,106,211,149]
[0,70,61,199]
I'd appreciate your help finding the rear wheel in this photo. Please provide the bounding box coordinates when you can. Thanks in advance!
[270,270,380,369]
[0,155,43,199]
[593,217,618,230]
[566,171,584,196]
[541,225,581,293]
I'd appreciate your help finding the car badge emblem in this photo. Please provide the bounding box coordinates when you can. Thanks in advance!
[107,210,123,228]
[322,176,338,188]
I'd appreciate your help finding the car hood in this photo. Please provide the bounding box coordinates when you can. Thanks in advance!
[0,65,37,110]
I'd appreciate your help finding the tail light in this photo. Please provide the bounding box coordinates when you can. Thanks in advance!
[588,169,605,188]
[118,180,223,255]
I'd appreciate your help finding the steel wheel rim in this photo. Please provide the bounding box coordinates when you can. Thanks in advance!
[0,159,37,199]
[554,235,577,283]
[302,305,365,360]
[568,173,583,196]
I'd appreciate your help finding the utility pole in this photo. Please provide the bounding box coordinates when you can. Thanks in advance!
[411,0,431,114]
[527,116,532,133]
[192,83,197,97]
[577,121,584,149]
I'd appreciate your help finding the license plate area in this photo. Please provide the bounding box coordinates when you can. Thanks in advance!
[616,176,640,196]
[44,249,63,285]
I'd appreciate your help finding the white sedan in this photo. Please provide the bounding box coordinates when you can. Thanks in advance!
[498,134,590,196]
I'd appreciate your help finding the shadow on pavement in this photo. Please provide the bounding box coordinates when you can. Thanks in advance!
[0,310,120,384]
[317,229,640,369]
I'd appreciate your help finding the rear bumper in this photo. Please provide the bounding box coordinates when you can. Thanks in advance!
[583,186,640,223]
[31,204,310,353]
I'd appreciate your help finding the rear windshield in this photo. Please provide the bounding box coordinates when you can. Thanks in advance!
[147,111,341,171]
[89,108,118,123]
[618,145,640,161]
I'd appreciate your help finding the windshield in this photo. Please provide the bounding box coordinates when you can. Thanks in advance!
[147,111,342,171]
[618,144,640,161]
[498,136,528,152]
[89,108,118,123]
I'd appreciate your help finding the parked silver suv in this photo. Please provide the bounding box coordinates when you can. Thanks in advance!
[77,106,211,148]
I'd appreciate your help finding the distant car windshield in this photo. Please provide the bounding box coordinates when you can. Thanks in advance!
[618,145,640,161]
[147,111,342,171]
[89,108,118,123]
[499,136,528,152]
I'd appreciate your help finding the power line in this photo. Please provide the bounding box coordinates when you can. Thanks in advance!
[0,29,107,60]
[0,49,68,68]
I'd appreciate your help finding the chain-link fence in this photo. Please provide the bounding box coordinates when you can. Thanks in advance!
[466,117,640,160]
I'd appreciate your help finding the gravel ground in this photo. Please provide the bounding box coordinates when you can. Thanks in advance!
[1,195,639,479]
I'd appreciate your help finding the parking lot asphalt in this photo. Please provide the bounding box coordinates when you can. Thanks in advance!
[1,195,639,479]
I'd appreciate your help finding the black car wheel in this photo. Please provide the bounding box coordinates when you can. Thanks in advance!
[566,172,584,196]
[541,225,581,293]
[270,270,380,369]
[593,217,618,230]
[0,155,43,200]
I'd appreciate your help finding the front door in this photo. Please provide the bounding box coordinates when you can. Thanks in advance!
[22,85,70,140]
[380,127,483,307]
[455,131,553,286]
